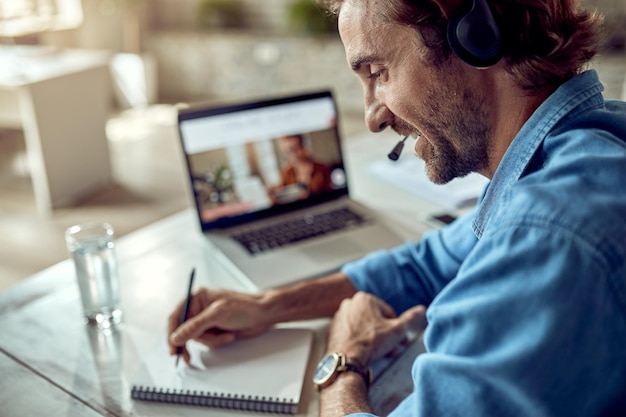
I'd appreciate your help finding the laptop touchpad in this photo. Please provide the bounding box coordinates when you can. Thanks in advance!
[303,238,363,261]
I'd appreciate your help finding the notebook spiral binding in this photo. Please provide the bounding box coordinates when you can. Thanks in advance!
[131,386,298,414]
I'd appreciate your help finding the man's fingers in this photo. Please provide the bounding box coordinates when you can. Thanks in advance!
[352,291,397,318]
[377,298,397,319]
[167,292,205,343]
[399,304,428,334]
[195,331,237,348]
[167,298,189,355]
[170,309,215,346]
[167,299,185,338]
[375,305,427,359]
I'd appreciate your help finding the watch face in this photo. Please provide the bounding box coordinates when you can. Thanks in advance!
[313,354,339,384]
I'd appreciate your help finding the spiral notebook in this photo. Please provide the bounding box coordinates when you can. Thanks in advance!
[131,327,314,414]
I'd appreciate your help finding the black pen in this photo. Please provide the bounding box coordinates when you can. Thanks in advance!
[175,267,196,367]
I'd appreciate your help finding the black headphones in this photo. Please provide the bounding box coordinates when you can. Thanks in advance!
[447,0,503,67]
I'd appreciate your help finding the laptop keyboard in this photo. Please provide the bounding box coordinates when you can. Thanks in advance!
[232,207,366,254]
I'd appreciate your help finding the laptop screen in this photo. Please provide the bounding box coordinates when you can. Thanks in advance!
[177,91,349,230]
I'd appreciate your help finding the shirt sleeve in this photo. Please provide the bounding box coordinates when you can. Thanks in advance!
[341,208,479,313]
[399,221,624,417]
[341,215,625,416]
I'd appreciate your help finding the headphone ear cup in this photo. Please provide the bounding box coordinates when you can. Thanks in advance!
[447,0,503,67]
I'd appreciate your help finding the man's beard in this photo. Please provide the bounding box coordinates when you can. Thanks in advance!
[393,89,491,185]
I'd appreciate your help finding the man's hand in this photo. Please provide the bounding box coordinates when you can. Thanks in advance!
[326,292,427,367]
[167,288,270,364]
[166,273,358,365]
[319,292,427,417]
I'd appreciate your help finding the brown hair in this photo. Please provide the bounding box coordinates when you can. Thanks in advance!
[320,0,604,92]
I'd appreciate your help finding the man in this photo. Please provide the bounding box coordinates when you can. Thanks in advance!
[168,0,626,415]
[269,134,334,202]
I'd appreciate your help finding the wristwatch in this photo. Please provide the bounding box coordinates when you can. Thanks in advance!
[313,352,372,391]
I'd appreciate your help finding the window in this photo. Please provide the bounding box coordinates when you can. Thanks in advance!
[0,0,83,37]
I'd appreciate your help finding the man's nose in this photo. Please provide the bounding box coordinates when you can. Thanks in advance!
[364,98,394,133]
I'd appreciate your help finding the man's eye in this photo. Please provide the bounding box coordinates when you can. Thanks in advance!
[367,67,385,80]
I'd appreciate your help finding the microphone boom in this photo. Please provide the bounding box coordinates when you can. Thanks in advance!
[387,135,410,161]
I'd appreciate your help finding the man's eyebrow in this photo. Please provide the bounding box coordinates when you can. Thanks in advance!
[350,54,377,71]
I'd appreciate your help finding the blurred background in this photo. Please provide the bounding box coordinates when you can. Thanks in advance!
[1,0,625,291]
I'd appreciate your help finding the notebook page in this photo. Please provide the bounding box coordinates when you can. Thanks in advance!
[133,327,313,402]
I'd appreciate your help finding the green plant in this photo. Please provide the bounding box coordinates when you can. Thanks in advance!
[197,0,245,30]
[286,0,337,36]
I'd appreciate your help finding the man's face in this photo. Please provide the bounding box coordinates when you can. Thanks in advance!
[339,0,492,184]
[279,136,307,163]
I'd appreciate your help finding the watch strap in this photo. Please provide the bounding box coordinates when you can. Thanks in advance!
[342,358,372,388]
[335,353,372,388]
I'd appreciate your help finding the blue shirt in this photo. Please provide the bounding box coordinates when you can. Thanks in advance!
[342,70,626,417]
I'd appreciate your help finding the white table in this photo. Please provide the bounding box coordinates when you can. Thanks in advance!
[0,46,113,215]
[0,130,461,416]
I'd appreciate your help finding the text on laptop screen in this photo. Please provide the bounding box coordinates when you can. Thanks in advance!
[178,93,349,227]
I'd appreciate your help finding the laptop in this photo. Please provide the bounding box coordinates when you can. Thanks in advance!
[177,91,404,290]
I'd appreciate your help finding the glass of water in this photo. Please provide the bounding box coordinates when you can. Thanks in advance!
[65,222,122,329]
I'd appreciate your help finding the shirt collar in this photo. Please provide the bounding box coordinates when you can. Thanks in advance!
[472,70,605,238]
